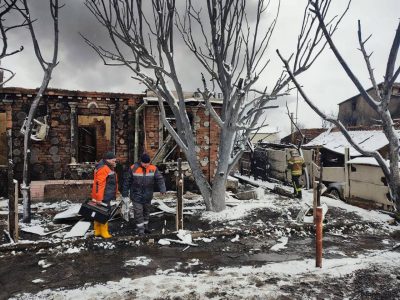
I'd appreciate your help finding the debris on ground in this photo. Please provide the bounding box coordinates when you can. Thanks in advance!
[0,179,399,299]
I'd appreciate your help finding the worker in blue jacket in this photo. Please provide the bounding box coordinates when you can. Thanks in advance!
[122,153,166,236]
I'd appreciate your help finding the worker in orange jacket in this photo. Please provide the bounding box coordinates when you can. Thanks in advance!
[91,151,118,238]
[287,149,305,199]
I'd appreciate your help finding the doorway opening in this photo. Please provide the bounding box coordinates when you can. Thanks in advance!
[77,115,111,162]
[78,126,96,162]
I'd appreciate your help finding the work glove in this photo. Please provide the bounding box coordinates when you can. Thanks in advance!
[121,197,130,222]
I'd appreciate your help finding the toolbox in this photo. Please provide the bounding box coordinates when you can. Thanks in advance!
[78,200,111,224]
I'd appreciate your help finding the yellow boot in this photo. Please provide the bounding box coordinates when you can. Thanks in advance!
[100,222,112,239]
[94,221,101,237]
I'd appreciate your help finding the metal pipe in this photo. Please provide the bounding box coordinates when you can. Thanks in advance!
[134,100,147,162]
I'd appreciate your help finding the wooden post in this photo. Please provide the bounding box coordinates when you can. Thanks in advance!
[315,156,324,268]
[317,162,323,207]
[315,206,323,268]
[176,158,183,231]
[290,112,294,144]
[68,102,78,164]
[109,104,116,153]
[313,177,317,220]
[313,150,320,220]
[7,129,18,241]
[344,147,350,200]
[11,180,19,241]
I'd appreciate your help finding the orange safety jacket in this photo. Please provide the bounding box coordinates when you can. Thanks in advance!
[287,156,305,176]
[122,162,166,204]
[91,160,118,204]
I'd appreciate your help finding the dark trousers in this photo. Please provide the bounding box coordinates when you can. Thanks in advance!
[292,175,302,199]
[133,202,151,228]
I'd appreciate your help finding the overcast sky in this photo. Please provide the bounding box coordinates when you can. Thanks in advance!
[2,0,400,137]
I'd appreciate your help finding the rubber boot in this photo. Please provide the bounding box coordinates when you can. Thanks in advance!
[94,221,101,237]
[296,189,302,199]
[144,223,151,234]
[100,222,112,239]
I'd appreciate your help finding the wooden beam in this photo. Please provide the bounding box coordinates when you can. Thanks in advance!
[176,158,184,231]
[7,129,18,242]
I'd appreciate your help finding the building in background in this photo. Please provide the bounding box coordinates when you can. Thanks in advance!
[338,83,400,127]
[250,126,280,144]
[280,128,326,146]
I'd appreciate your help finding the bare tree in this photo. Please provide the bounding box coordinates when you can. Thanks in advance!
[278,0,400,211]
[84,0,348,212]
[0,0,26,85]
[15,0,62,223]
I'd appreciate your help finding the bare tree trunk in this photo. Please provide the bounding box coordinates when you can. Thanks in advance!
[211,175,227,212]
[185,150,212,210]
[210,128,236,211]
[21,76,51,222]
[381,110,400,211]
[17,0,60,222]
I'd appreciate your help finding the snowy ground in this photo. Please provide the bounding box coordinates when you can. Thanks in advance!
[12,249,400,300]
[1,178,400,299]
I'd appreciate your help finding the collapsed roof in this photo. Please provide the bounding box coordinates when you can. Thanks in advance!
[303,130,398,156]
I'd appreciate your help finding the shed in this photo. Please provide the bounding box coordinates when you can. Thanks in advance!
[303,130,397,167]
[346,157,394,210]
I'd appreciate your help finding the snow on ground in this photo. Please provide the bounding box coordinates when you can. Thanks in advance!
[201,197,277,223]
[64,246,85,254]
[235,175,398,227]
[13,250,400,300]
[270,236,288,251]
[124,256,152,267]
[3,176,400,299]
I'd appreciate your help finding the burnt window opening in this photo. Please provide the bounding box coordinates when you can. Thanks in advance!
[350,116,358,126]
[36,103,48,118]
[0,112,6,165]
[77,115,111,162]
[351,99,357,111]
[187,111,194,126]
[157,109,195,162]
[351,165,357,172]
[160,108,179,161]
[162,109,194,138]
[78,126,96,163]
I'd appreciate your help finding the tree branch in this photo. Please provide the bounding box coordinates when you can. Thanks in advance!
[309,0,379,109]
[357,20,380,99]
[277,49,391,179]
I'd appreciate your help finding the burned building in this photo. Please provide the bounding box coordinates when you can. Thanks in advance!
[0,87,221,199]
[338,83,400,127]
[280,128,327,146]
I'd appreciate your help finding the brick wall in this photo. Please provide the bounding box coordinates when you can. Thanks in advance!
[143,104,221,182]
[0,88,143,183]
[0,87,222,191]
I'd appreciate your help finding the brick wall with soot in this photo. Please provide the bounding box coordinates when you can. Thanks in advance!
[0,92,140,182]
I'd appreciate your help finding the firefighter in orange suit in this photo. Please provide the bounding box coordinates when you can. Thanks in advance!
[91,151,118,238]
[287,149,305,199]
